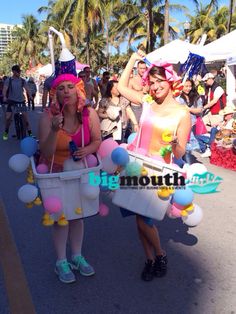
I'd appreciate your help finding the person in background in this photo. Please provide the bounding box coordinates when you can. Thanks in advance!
[27,77,37,110]
[84,66,98,107]
[118,51,191,281]
[98,71,111,98]
[39,73,101,284]
[78,71,97,107]
[202,72,226,130]
[98,80,138,142]
[41,75,54,111]
[2,65,32,140]
[128,60,149,127]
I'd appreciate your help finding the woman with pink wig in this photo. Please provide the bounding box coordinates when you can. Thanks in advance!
[39,73,101,283]
[118,51,191,281]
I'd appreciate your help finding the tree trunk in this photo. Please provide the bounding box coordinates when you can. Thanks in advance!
[147,0,154,52]
[164,0,169,45]
[227,0,234,33]
[106,21,110,70]
[86,31,90,65]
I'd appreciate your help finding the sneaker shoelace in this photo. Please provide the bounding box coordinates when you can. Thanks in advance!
[77,256,89,267]
[58,261,72,274]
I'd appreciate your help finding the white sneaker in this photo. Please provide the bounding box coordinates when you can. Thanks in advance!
[200,148,211,158]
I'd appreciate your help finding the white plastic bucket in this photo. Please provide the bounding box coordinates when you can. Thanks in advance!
[112,151,185,221]
[31,156,102,220]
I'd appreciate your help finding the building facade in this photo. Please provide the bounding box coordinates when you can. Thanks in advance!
[0,23,18,59]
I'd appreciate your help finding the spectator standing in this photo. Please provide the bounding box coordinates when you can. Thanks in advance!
[27,77,37,110]
[2,65,32,140]
[98,71,110,98]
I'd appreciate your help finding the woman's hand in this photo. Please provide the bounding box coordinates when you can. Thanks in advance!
[133,124,139,133]
[131,49,146,62]
[73,146,91,159]
[51,113,64,132]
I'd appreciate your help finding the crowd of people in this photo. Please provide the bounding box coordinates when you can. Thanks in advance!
[1,52,235,284]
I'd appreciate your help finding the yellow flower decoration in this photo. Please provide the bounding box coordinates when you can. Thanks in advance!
[142,94,154,104]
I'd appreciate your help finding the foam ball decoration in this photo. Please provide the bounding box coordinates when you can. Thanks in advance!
[99,203,109,216]
[80,184,100,200]
[20,137,38,157]
[63,158,85,171]
[43,196,62,214]
[172,187,194,206]
[9,154,30,173]
[127,132,137,144]
[182,203,203,227]
[186,163,207,180]
[18,184,38,203]
[97,138,119,158]
[36,163,49,174]
[86,154,98,168]
[101,155,117,174]
[125,161,142,176]
[111,147,130,166]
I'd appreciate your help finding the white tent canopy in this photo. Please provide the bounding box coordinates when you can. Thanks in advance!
[37,63,53,76]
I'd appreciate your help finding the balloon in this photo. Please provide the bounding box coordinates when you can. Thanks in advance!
[36,163,49,174]
[97,138,119,158]
[20,137,38,157]
[186,163,207,180]
[111,147,130,166]
[86,154,98,167]
[99,203,109,216]
[8,154,30,173]
[172,187,194,206]
[18,184,38,203]
[127,132,137,144]
[182,203,203,227]
[101,155,117,174]
[125,161,142,176]
[43,196,62,214]
[63,158,85,171]
[80,184,100,200]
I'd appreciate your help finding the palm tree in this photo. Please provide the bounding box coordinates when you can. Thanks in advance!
[51,0,104,64]
[11,15,44,67]
[228,0,235,32]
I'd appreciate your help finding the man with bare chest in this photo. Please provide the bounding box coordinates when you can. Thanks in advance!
[128,60,148,126]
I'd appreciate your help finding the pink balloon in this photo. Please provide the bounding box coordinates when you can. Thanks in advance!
[86,154,98,167]
[36,163,49,174]
[170,204,182,217]
[99,203,109,216]
[97,139,119,158]
[43,196,62,214]
[101,155,117,174]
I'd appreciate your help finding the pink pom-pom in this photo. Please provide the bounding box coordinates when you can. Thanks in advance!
[36,163,49,174]
[99,203,109,217]
[86,154,98,167]
[170,204,182,217]
[43,196,62,214]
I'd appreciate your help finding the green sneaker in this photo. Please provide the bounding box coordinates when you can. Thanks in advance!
[71,255,95,276]
[2,132,8,140]
[55,260,76,284]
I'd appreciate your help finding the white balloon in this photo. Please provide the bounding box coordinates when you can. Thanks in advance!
[8,154,30,173]
[18,184,38,203]
[182,203,203,227]
[186,163,207,180]
[63,158,85,171]
[80,184,100,200]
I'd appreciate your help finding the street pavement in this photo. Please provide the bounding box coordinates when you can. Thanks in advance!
[0,108,235,314]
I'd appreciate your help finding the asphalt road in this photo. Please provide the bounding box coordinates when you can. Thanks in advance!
[0,108,235,314]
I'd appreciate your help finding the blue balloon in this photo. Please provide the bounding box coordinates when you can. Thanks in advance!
[111,147,130,166]
[20,137,38,157]
[127,132,137,144]
[172,187,194,206]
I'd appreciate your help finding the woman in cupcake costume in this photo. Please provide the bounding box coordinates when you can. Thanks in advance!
[118,50,191,281]
[39,73,101,283]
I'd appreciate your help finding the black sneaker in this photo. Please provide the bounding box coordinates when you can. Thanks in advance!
[153,254,168,277]
[141,259,154,281]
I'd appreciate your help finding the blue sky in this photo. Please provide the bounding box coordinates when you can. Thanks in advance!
[0,0,228,26]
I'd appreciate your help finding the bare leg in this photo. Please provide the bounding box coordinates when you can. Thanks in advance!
[136,215,163,257]
[5,112,12,132]
[69,219,84,256]
[52,223,69,260]
[136,217,154,261]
